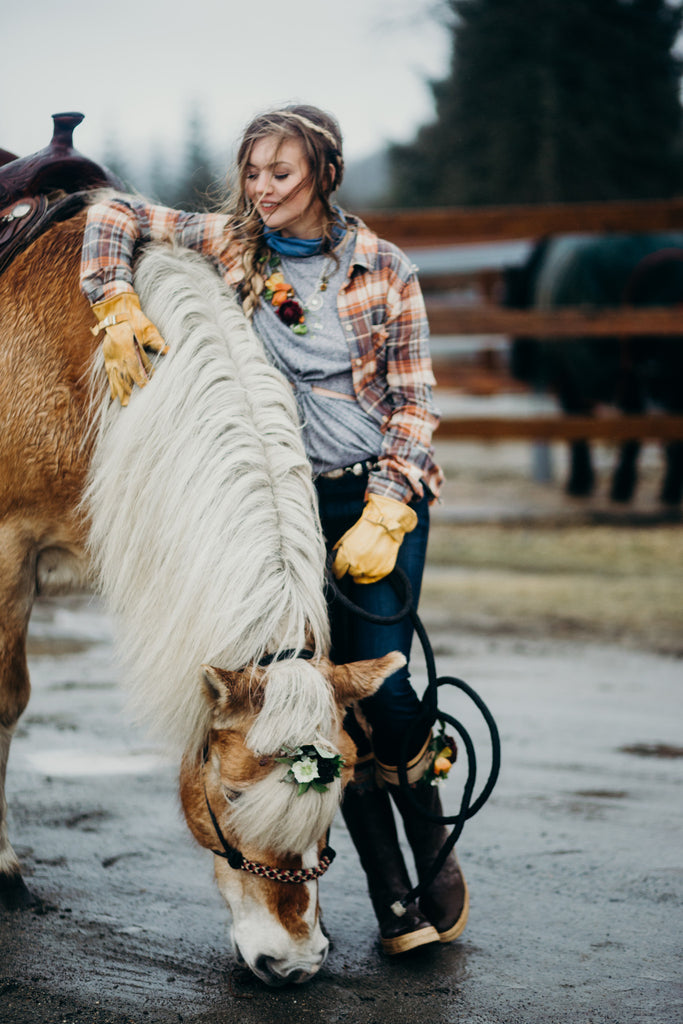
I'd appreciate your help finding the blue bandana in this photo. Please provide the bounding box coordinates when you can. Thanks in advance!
[264,207,347,257]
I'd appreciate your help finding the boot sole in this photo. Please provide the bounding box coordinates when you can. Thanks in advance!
[381,923,440,955]
[437,878,470,943]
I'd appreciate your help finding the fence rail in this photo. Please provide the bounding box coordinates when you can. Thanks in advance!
[361,200,683,444]
[425,304,683,338]
[362,197,683,246]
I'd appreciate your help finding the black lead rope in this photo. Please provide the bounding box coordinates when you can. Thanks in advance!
[326,556,501,912]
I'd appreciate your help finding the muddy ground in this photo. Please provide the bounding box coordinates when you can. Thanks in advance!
[1,439,681,1024]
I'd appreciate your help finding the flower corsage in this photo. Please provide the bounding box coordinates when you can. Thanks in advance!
[422,728,457,788]
[276,744,345,796]
[263,255,307,335]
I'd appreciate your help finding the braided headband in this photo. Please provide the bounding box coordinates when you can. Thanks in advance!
[270,110,340,151]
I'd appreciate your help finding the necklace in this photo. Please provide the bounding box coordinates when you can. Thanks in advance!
[261,232,349,336]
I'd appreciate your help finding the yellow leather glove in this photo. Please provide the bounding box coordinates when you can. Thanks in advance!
[332,494,418,585]
[90,292,168,406]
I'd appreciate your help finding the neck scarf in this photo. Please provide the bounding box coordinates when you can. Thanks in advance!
[264,206,347,257]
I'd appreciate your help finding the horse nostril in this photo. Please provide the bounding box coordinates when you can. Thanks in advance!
[253,955,287,987]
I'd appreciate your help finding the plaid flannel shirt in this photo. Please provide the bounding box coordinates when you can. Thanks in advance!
[81,195,443,503]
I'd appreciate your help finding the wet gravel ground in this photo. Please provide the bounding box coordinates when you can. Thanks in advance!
[1,589,681,1024]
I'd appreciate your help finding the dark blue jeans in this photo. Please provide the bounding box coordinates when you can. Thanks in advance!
[315,472,430,765]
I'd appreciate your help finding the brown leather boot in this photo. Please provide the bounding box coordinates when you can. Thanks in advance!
[389,782,469,942]
[341,780,439,954]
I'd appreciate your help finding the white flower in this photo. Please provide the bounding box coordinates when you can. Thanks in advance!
[291,757,319,783]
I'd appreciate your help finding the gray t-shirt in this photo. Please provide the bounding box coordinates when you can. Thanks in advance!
[252,239,384,474]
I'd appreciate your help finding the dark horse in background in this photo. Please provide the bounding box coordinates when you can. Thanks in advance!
[504,234,683,505]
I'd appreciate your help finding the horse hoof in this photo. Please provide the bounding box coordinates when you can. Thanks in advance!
[0,871,34,911]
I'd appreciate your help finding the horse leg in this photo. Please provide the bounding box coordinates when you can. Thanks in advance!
[0,523,36,909]
[610,440,641,503]
[566,440,595,497]
[611,356,643,503]
[553,354,596,497]
[660,441,683,505]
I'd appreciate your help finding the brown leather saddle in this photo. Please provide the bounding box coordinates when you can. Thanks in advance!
[0,111,124,276]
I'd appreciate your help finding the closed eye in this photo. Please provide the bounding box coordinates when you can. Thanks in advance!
[223,786,242,803]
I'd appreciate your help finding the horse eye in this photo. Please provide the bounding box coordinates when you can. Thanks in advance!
[223,786,242,803]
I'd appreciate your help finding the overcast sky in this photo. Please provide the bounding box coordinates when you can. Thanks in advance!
[3,0,450,180]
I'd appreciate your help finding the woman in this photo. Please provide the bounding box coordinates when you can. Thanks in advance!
[80,104,467,955]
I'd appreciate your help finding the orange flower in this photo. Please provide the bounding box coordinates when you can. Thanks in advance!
[433,755,452,776]
[271,288,292,307]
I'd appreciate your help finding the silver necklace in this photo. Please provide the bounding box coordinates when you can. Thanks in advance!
[303,259,334,312]
[299,230,351,312]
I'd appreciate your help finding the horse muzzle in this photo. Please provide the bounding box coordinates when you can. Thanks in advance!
[236,944,328,987]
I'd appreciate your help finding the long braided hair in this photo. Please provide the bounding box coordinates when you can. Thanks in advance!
[220,105,345,319]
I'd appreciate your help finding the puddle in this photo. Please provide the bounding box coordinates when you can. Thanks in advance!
[619,743,683,759]
[573,789,628,799]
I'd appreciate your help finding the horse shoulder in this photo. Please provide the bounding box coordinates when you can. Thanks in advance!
[0,210,95,592]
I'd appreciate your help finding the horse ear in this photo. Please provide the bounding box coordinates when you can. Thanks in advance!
[330,651,406,707]
[201,664,260,713]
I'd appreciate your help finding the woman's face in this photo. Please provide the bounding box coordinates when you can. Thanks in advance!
[244,135,326,238]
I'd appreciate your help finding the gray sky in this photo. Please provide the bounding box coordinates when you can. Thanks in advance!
[3,0,450,177]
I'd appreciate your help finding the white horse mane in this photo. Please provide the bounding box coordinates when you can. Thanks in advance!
[85,244,331,754]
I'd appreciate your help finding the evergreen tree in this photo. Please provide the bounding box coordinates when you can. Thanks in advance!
[100,130,137,193]
[169,108,218,211]
[146,141,176,207]
[390,0,683,206]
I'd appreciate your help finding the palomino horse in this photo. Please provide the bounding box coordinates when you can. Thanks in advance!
[0,208,402,986]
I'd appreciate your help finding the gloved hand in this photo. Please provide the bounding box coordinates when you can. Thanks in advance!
[332,493,418,584]
[90,292,168,406]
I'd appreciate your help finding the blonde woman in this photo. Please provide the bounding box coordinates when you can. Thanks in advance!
[80,104,467,955]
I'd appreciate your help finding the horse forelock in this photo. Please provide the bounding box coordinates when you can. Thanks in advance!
[228,760,342,857]
[229,660,342,854]
[246,660,338,755]
[84,244,330,755]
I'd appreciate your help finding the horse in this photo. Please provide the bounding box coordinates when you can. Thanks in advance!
[505,233,683,504]
[0,206,403,986]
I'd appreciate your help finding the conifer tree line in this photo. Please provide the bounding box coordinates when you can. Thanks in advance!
[102,1,683,211]
[389,0,683,206]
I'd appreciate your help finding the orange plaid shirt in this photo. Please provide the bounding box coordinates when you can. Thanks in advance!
[81,195,443,502]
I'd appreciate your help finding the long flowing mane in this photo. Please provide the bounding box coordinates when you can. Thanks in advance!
[85,245,330,754]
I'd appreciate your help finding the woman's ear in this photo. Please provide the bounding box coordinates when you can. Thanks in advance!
[327,162,337,191]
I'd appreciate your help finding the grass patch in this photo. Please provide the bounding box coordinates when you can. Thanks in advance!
[424,523,682,654]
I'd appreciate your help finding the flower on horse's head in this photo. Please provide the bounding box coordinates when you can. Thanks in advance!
[291,757,319,784]
[276,744,344,796]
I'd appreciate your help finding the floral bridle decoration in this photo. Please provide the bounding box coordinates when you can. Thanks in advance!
[276,744,344,796]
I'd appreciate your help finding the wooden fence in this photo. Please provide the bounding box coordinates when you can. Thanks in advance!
[362,198,683,443]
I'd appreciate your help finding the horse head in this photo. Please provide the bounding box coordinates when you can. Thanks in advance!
[179,650,404,986]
